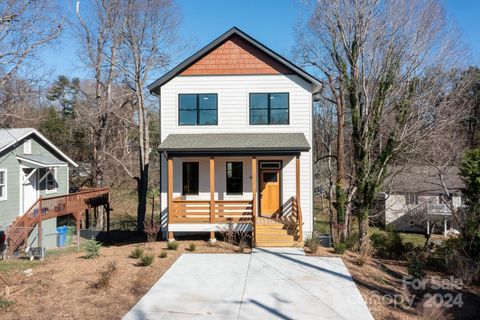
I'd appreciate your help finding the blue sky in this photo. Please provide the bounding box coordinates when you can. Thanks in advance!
[41,0,480,81]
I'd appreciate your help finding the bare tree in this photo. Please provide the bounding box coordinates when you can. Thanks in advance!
[114,0,179,231]
[0,1,62,86]
[297,0,464,246]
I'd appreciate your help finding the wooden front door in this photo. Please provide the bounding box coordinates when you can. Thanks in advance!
[260,170,280,217]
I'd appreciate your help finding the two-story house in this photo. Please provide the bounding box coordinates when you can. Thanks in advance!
[148,28,321,247]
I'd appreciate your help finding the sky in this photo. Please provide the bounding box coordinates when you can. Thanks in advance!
[40,0,480,82]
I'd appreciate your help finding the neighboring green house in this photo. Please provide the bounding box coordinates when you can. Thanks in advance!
[0,128,77,249]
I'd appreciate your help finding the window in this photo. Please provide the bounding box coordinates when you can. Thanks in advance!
[45,168,57,193]
[23,139,32,154]
[0,169,6,201]
[259,161,282,170]
[226,162,243,195]
[179,94,217,125]
[439,193,452,204]
[249,93,289,125]
[405,193,418,205]
[182,162,199,195]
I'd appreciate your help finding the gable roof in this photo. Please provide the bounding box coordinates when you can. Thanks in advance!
[148,27,322,94]
[0,128,78,167]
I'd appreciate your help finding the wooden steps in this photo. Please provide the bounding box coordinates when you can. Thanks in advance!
[254,217,300,247]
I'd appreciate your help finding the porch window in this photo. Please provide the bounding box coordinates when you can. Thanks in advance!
[226,162,243,195]
[179,94,217,126]
[182,162,199,195]
[249,93,289,125]
[45,168,57,194]
[0,169,6,201]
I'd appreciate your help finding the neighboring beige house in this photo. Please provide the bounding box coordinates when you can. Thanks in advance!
[380,166,463,235]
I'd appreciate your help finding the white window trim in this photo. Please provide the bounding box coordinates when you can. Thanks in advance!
[0,169,7,201]
[23,139,32,154]
[45,168,57,194]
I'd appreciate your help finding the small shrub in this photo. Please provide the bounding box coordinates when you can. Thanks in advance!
[345,233,359,250]
[334,243,347,255]
[84,238,102,259]
[370,229,406,259]
[93,261,118,289]
[237,237,249,253]
[188,243,196,252]
[130,246,144,259]
[304,236,319,253]
[167,241,179,250]
[355,240,372,266]
[159,251,167,258]
[139,253,155,266]
[144,222,160,244]
[408,255,426,279]
[0,299,14,311]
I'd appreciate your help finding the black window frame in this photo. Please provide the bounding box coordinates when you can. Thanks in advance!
[178,93,218,126]
[249,92,289,125]
[405,193,418,205]
[226,161,243,195]
[182,162,199,195]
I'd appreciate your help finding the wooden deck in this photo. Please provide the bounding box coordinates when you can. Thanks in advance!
[6,188,110,256]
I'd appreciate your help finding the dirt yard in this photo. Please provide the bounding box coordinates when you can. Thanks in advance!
[309,246,480,320]
[0,238,247,320]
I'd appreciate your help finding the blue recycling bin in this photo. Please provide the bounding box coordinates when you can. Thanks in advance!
[57,226,68,247]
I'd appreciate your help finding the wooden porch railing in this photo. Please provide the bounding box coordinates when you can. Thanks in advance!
[6,188,110,255]
[291,196,303,243]
[171,199,253,224]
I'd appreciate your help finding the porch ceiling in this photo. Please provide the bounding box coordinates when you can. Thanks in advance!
[159,133,310,156]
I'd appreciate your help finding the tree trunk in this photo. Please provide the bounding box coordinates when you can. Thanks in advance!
[136,164,149,232]
[358,209,369,247]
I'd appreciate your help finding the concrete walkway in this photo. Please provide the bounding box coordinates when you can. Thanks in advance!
[123,248,373,320]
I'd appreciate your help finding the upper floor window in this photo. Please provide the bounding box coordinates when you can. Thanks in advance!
[226,162,243,195]
[182,162,199,195]
[0,169,7,201]
[179,94,217,126]
[249,93,289,125]
[24,139,32,154]
[405,193,418,205]
[46,168,57,194]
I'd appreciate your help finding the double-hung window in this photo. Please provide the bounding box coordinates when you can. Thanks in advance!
[0,169,6,201]
[249,93,289,125]
[179,94,218,125]
[226,162,243,195]
[182,162,199,195]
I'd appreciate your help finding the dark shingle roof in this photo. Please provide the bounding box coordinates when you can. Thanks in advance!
[384,166,463,194]
[159,133,310,155]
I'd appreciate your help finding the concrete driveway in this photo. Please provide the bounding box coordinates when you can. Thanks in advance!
[123,248,373,320]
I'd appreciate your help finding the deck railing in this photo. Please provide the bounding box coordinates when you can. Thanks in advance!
[171,199,253,224]
[7,188,110,255]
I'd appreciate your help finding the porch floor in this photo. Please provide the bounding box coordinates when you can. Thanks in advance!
[122,248,373,320]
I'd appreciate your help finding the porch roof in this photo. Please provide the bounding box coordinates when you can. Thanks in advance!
[159,133,310,156]
[17,154,68,168]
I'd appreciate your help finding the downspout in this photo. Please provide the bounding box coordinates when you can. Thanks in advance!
[150,89,163,237]
[312,86,322,239]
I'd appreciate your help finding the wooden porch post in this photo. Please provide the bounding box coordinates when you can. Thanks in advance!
[251,157,257,245]
[37,196,43,250]
[85,209,90,229]
[167,156,174,241]
[76,211,81,252]
[209,157,216,242]
[296,155,303,243]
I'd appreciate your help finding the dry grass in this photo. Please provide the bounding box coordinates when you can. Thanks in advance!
[308,246,480,320]
[0,240,241,320]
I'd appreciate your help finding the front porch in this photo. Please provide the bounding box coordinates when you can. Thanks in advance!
[165,155,304,246]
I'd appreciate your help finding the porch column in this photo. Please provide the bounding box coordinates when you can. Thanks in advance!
[37,196,43,251]
[167,156,174,241]
[444,218,447,237]
[251,157,257,244]
[209,157,216,242]
[296,154,303,243]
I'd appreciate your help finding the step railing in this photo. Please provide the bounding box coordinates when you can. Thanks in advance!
[6,188,110,255]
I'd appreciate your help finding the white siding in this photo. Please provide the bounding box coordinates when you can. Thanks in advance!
[159,74,313,237]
